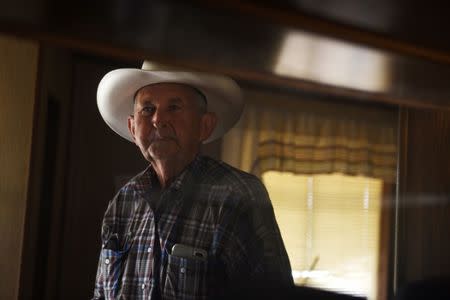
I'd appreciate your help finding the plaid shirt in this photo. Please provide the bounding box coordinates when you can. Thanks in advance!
[93,156,293,300]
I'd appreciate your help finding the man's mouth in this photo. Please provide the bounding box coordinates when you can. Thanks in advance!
[148,129,177,143]
[152,135,175,142]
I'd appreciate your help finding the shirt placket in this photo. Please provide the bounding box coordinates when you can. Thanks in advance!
[145,189,171,299]
[140,207,157,298]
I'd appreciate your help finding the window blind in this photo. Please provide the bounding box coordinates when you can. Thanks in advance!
[263,171,382,300]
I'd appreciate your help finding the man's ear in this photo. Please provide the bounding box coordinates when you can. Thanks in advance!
[199,112,218,142]
[127,115,137,142]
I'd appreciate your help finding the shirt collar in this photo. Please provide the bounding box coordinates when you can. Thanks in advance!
[132,165,156,195]
[167,155,204,193]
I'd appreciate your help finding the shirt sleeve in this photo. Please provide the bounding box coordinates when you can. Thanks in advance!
[92,199,115,300]
[92,193,122,300]
[220,176,294,290]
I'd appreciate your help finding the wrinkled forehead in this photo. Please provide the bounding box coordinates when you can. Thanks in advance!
[134,82,206,105]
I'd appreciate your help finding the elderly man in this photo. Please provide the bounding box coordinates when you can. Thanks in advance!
[93,62,293,299]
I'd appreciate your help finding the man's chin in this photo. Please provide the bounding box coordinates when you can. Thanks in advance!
[148,145,178,160]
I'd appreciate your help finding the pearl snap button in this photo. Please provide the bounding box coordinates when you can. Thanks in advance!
[147,247,152,253]
[180,267,186,274]
[104,259,110,265]
[142,284,146,290]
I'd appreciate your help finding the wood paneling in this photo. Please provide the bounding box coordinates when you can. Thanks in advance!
[397,107,450,289]
[0,34,39,300]
[53,58,146,299]
[18,47,76,300]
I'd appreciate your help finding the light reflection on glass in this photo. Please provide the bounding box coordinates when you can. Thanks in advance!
[274,31,392,93]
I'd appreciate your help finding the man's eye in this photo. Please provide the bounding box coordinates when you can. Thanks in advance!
[168,104,181,111]
[140,106,155,116]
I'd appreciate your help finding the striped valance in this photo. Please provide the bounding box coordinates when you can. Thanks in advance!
[222,88,398,183]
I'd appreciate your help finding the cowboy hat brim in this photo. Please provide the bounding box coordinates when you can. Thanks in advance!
[97,69,243,143]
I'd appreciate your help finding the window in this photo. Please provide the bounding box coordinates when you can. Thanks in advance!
[221,86,397,300]
[263,171,383,300]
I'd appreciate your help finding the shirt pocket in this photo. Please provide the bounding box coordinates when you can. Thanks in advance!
[100,248,128,298]
[163,253,208,300]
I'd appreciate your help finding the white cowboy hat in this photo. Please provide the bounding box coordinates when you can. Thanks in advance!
[97,61,244,143]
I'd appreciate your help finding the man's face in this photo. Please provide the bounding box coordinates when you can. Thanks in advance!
[128,83,216,164]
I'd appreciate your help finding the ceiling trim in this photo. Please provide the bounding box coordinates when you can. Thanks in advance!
[198,0,450,66]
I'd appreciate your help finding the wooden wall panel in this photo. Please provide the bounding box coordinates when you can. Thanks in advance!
[397,107,450,289]
[17,47,75,300]
[51,57,158,299]
[0,34,39,300]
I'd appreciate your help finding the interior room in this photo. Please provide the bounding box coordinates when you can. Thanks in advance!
[1,1,449,299]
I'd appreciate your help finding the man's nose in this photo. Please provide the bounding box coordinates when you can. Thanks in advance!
[151,108,169,128]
